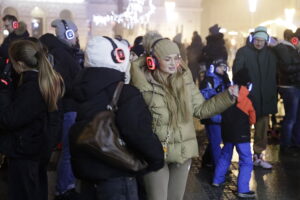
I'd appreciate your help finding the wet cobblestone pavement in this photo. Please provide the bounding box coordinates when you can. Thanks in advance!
[1,125,300,200]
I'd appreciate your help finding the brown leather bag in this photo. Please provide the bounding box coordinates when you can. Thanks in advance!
[76,82,148,171]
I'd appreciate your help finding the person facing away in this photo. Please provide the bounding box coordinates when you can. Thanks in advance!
[69,36,164,200]
[213,67,256,199]
[186,31,204,82]
[200,24,228,70]
[40,18,82,200]
[0,40,64,200]
[130,31,238,200]
[232,26,289,169]
[277,29,300,155]
[199,58,231,170]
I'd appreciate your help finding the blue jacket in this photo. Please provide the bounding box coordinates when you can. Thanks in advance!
[200,70,230,124]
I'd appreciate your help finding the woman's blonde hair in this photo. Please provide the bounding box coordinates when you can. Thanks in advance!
[151,63,191,128]
[9,40,64,111]
[143,31,191,129]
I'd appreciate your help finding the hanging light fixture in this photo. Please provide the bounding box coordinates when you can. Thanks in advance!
[93,0,156,29]
[248,0,258,13]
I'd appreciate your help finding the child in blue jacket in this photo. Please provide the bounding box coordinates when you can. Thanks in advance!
[212,67,256,199]
[200,59,231,168]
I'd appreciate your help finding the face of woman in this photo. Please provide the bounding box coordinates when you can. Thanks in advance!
[159,54,181,75]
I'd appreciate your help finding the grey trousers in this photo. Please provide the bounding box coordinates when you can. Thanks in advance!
[144,159,192,200]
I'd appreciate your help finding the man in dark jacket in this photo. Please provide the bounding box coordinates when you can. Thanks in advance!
[232,26,288,169]
[40,19,82,200]
[0,15,30,61]
[69,36,164,200]
[277,30,300,155]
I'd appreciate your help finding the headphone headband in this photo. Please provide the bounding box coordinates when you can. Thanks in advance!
[103,36,118,49]
[61,19,69,30]
[149,38,168,56]
[103,36,125,63]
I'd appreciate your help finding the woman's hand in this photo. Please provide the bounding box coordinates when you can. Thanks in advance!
[228,85,239,98]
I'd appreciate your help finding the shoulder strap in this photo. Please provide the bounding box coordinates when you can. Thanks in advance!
[107,81,124,111]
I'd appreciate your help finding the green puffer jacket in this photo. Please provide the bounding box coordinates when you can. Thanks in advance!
[130,56,235,164]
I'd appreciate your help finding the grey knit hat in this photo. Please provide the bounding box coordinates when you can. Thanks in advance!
[51,19,78,41]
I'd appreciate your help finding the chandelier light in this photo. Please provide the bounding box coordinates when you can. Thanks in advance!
[93,0,156,29]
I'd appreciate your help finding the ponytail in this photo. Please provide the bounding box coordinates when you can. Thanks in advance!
[9,40,64,112]
[36,52,65,111]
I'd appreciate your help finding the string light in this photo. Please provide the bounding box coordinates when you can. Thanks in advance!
[93,0,156,29]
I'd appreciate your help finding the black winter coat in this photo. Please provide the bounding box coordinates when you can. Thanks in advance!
[221,104,251,143]
[69,67,164,183]
[40,33,81,113]
[277,41,300,86]
[232,43,288,117]
[0,71,48,159]
[201,33,228,67]
[0,31,30,60]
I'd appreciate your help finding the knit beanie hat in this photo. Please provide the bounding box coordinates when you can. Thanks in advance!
[253,26,269,41]
[51,19,78,41]
[84,36,130,74]
[143,31,179,60]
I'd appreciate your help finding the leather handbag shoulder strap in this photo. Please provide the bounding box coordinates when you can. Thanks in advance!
[107,81,124,111]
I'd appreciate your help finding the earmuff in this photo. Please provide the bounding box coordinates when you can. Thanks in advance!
[103,36,126,63]
[61,20,75,40]
[209,59,228,74]
[248,30,270,44]
[146,38,167,70]
[12,21,19,29]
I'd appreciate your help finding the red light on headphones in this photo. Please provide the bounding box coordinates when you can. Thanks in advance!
[116,48,125,63]
[0,79,8,85]
[12,21,19,29]
[146,57,156,70]
[291,37,299,46]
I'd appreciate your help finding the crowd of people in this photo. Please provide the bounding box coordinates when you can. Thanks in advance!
[0,14,299,200]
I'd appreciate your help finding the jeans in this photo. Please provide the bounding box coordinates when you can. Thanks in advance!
[56,112,77,194]
[205,124,222,166]
[279,87,300,147]
[81,177,139,200]
[213,142,253,193]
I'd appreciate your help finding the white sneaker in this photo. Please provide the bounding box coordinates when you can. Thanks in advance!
[253,154,272,169]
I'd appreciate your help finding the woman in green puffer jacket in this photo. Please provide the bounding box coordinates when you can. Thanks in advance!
[130,31,238,200]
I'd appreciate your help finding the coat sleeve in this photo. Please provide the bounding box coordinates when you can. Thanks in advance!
[116,87,164,172]
[0,82,46,131]
[232,49,246,74]
[187,70,235,119]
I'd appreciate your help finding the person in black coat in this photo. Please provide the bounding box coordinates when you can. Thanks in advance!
[186,31,204,82]
[0,15,30,61]
[40,30,82,199]
[0,40,64,200]
[69,36,164,200]
[200,24,228,69]
[212,67,256,199]
[277,30,300,154]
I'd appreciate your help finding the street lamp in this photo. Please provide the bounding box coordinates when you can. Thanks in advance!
[248,0,258,13]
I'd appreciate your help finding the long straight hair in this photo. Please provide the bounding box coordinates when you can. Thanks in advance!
[148,63,191,129]
[9,40,64,111]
